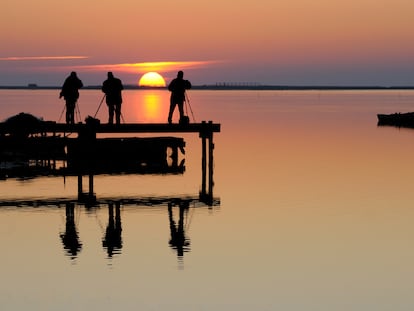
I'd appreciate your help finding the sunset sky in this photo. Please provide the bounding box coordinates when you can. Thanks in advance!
[2,0,414,86]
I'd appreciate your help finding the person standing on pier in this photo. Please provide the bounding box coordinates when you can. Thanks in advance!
[167,70,191,124]
[102,72,124,125]
[59,72,83,124]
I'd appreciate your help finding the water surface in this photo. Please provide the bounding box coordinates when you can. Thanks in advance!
[1,89,414,310]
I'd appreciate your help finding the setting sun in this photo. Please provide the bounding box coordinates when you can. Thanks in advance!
[138,72,166,87]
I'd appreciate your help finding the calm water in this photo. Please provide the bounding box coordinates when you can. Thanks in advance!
[1,89,414,310]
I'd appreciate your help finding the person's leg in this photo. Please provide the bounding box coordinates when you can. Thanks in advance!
[168,100,177,123]
[178,101,184,120]
[66,101,75,124]
[70,107,74,124]
[65,104,70,124]
[71,101,76,124]
[108,104,114,124]
[115,103,121,125]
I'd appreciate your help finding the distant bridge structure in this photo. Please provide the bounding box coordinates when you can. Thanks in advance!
[214,82,262,87]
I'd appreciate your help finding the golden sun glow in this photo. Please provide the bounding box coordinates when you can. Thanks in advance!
[138,72,166,87]
[142,94,162,120]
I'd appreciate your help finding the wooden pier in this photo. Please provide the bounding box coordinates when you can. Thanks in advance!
[44,121,220,135]
[0,118,221,205]
[0,119,220,136]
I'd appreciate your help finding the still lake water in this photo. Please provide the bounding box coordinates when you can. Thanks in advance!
[1,89,414,310]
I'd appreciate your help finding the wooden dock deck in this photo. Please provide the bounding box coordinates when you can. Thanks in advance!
[0,120,221,136]
[64,121,220,134]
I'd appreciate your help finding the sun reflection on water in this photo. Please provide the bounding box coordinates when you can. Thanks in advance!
[143,93,162,120]
[124,90,169,123]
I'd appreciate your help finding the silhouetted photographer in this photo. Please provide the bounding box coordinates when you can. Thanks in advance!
[102,72,124,125]
[60,72,83,124]
[168,71,191,124]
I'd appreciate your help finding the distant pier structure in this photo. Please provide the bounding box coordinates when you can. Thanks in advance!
[214,82,261,88]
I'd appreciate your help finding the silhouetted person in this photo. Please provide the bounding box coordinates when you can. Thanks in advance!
[168,201,190,257]
[102,202,123,257]
[60,72,83,124]
[60,203,82,259]
[168,71,191,124]
[102,72,124,125]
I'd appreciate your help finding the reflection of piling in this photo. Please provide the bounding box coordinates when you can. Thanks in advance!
[168,201,190,257]
[60,203,82,259]
[102,202,123,257]
[199,121,215,205]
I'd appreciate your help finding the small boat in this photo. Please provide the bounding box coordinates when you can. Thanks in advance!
[377,112,414,127]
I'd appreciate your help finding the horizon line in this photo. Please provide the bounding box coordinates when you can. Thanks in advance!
[0,84,413,90]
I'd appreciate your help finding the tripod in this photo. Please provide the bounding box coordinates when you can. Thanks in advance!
[94,95,125,124]
[58,101,82,124]
[184,92,196,123]
[94,95,106,118]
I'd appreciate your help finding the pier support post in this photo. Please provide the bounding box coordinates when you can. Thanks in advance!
[89,173,94,197]
[77,173,96,204]
[201,133,207,194]
[78,174,83,197]
[75,122,97,204]
[208,121,214,199]
[199,121,214,205]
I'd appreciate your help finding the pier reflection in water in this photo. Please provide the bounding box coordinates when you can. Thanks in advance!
[0,134,220,262]
[60,203,82,259]
[168,200,191,257]
[102,202,122,258]
[56,195,212,261]
[0,118,218,205]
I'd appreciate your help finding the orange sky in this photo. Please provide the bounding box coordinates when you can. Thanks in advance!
[1,0,414,86]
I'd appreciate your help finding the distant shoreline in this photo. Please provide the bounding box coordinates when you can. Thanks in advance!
[1,85,414,91]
